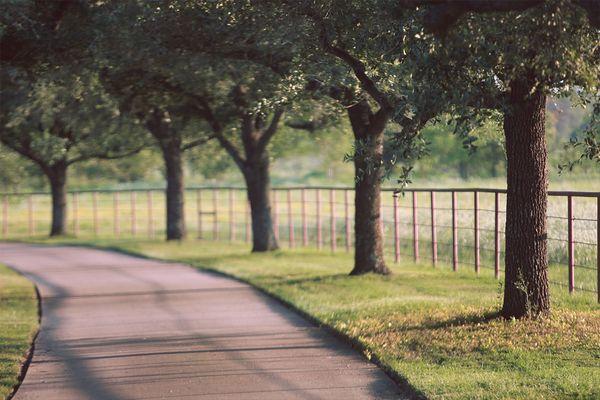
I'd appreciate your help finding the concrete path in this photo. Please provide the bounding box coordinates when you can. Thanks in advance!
[1,243,403,400]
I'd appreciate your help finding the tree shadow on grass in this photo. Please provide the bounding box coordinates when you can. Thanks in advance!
[400,310,501,332]
[280,274,351,286]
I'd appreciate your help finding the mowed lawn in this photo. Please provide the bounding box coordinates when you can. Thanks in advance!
[0,264,38,399]
[21,239,600,399]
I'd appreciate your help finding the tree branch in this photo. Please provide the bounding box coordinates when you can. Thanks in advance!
[66,144,146,165]
[214,132,246,170]
[320,36,393,112]
[182,90,247,169]
[285,119,327,132]
[181,134,215,151]
[0,135,51,170]
[257,108,284,152]
[296,3,393,111]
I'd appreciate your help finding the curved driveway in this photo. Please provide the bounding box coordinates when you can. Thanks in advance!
[1,243,402,400]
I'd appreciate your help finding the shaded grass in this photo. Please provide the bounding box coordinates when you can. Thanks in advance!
[30,238,600,399]
[0,264,38,400]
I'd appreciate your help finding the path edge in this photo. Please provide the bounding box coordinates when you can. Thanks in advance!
[3,262,42,400]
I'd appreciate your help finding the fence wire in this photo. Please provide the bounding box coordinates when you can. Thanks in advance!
[1,186,598,300]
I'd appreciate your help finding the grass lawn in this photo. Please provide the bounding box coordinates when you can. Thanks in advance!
[29,238,600,399]
[0,264,38,400]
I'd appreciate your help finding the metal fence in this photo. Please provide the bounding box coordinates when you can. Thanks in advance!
[1,186,598,301]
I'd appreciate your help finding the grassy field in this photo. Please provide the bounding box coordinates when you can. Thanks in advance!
[35,238,600,400]
[0,264,38,400]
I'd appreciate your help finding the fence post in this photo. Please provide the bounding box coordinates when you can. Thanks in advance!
[147,190,153,238]
[431,191,437,267]
[394,194,400,263]
[28,195,34,236]
[494,192,500,279]
[245,198,250,243]
[597,195,599,303]
[568,195,574,294]
[130,191,136,236]
[345,189,351,252]
[229,188,235,242]
[380,198,385,239]
[316,189,322,250]
[273,190,279,241]
[2,195,8,236]
[474,191,480,274]
[412,191,419,263]
[288,189,294,248]
[72,192,79,236]
[197,189,202,239]
[213,189,218,240]
[330,189,336,252]
[114,192,120,237]
[301,189,308,246]
[93,192,99,236]
[452,191,458,271]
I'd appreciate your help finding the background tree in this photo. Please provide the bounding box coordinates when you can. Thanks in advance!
[101,0,317,251]
[407,120,506,180]
[283,0,438,274]
[101,67,214,241]
[0,70,146,236]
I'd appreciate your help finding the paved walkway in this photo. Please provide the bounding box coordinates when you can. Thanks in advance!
[1,243,403,400]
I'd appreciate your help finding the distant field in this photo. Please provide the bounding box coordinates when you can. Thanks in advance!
[32,238,600,400]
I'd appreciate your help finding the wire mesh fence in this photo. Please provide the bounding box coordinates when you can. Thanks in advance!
[1,186,598,301]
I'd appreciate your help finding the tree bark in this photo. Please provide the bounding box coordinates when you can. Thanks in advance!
[347,101,390,275]
[161,139,186,241]
[243,154,279,252]
[146,110,186,241]
[501,77,549,318]
[46,161,68,236]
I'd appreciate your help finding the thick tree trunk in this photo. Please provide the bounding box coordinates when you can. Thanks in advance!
[501,77,549,318]
[46,162,68,237]
[243,155,279,252]
[347,102,390,275]
[161,140,186,241]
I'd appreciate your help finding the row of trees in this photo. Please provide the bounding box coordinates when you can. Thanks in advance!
[4,108,592,190]
[1,0,598,319]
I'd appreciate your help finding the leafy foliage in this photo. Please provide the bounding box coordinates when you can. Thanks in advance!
[0,69,146,172]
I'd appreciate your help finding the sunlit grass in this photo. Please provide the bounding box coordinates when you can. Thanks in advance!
[0,264,38,399]
[35,237,600,400]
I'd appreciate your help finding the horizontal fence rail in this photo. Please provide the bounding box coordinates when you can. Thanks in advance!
[1,186,598,301]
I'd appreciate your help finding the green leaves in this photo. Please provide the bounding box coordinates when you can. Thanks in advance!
[558,101,600,173]
[0,68,147,169]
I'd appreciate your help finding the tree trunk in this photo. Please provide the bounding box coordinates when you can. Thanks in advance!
[46,161,68,237]
[243,155,279,252]
[458,160,469,179]
[501,77,549,318]
[161,140,186,241]
[146,110,186,241]
[347,101,390,275]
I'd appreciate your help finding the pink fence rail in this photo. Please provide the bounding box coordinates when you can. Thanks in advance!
[1,186,598,301]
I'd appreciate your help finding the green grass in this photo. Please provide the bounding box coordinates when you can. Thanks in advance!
[27,238,600,399]
[0,264,38,400]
